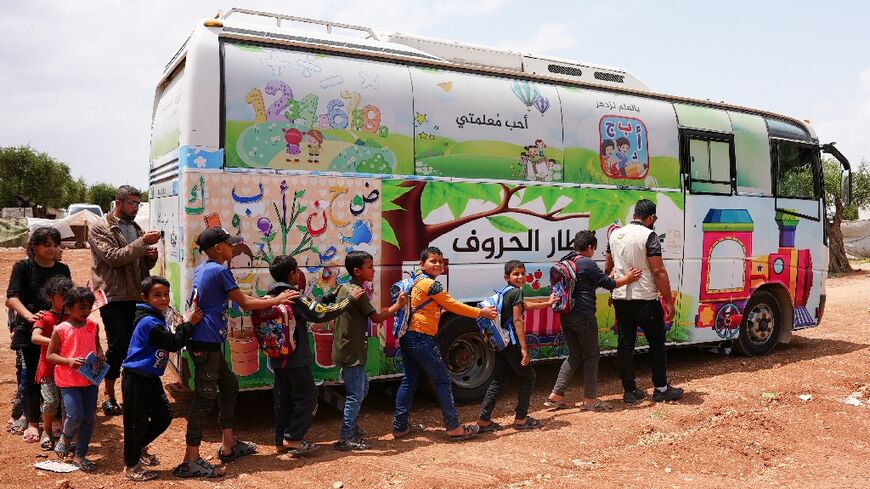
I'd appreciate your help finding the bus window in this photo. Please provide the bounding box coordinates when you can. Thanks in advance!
[685,132,733,194]
[150,64,184,161]
[774,141,819,199]
[730,112,772,196]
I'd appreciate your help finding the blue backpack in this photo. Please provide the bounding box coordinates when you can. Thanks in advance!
[476,285,516,351]
[390,272,434,340]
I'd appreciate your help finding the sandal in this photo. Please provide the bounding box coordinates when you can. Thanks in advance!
[284,440,319,457]
[139,451,159,467]
[217,439,257,463]
[447,424,480,442]
[71,458,96,473]
[54,438,69,459]
[23,425,40,443]
[477,421,503,433]
[40,434,54,451]
[580,400,613,412]
[514,416,543,430]
[543,399,574,410]
[392,423,426,439]
[125,464,158,481]
[101,399,122,417]
[173,458,225,478]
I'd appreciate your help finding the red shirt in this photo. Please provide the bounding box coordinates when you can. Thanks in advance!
[53,320,99,388]
[33,311,62,383]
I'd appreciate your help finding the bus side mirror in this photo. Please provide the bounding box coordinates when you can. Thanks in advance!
[841,169,853,206]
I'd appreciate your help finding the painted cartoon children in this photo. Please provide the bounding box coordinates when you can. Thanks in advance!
[601,140,617,175]
[306,129,323,164]
[614,137,631,177]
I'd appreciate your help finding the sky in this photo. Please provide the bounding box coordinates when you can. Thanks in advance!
[2,0,868,188]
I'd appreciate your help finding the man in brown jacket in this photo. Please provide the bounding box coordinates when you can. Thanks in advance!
[89,185,160,416]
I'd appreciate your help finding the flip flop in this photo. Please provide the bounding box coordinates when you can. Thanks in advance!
[543,399,574,410]
[23,425,40,443]
[217,440,257,463]
[392,423,426,439]
[477,421,503,433]
[447,424,479,442]
[580,400,613,412]
[40,434,54,451]
[514,416,543,430]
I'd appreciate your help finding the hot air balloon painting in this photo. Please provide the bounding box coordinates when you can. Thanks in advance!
[512,80,541,111]
[534,96,550,114]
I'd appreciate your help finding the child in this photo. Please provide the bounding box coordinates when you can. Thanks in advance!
[31,275,74,450]
[253,255,365,456]
[121,276,203,481]
[175,227,299,479]
[332,251,408,451]
[392,247,497,442]
[46,286,104,472]
[5,226,71,444]
[477,260,557,433]
[545,230,640,410]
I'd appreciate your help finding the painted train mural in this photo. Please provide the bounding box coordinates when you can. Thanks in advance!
[148,33,829,392]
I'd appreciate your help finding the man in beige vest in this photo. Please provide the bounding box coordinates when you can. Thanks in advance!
[89,185,160,415]
[605,199,683,403]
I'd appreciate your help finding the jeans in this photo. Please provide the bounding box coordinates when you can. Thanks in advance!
[60,385,98,458]
[272,366,318,445]
[340,365,369,440]
[479,343,536,421]
[613,299,668,391]
[185,348,239,446]
[100,301,137,381]
[11,349,27,420]
[393,330,459,432]
[21,344,42,422]
[122,370,172,467]
[551,315,600,399]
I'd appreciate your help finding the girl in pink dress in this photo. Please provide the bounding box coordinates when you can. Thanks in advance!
[46,287,105,472]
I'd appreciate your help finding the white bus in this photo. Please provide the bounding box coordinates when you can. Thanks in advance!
[149,8,852,400]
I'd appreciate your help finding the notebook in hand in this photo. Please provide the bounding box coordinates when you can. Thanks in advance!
[77,352,109,386]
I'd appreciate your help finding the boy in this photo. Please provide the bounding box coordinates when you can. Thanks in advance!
[174,227,300,478]
[332,251,408,451]
[392,247,498,442]
[122,276,202,481]
[477,260,556,432]
[31,275,75,450]
[255,255,365,457]
[545,230,640,410]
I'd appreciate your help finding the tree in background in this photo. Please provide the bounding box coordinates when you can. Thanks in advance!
[823,159,870,273]
[87,182,118,213]
[63,177,88,205]
[0,146,73,208]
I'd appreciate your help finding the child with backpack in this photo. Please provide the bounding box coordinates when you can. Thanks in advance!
[121,276,202,481]
[46,287,104,472]
[476,260,557,433]
[332,251,408,451]
[545,230,641,411]
[30,275,74,451]
[252,255,364,457]
[391,247,498,442]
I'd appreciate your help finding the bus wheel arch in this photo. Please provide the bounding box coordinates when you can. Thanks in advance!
[734,285,792,356]
[437,313,494,403]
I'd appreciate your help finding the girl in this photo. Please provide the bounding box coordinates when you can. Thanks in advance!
[5,226,71,443]
[46,287,104,472]
[32,275,74,450]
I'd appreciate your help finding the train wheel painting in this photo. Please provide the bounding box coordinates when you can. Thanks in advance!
[714,303,741,340]
[554,331,568,356]
[734,290,782,356]
[525,334,542,359]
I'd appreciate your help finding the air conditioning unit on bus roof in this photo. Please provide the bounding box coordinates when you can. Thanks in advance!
[379,32,649,91]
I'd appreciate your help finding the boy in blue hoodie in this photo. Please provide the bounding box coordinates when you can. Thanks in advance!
[121,276,202,481]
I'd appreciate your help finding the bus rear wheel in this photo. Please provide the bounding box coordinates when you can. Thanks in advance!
[734,290,782,356]
[437,315,494,403]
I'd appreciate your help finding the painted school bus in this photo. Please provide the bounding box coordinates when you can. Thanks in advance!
[148,9,851,399]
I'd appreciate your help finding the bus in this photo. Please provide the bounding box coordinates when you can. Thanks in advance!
[148,8,852,401]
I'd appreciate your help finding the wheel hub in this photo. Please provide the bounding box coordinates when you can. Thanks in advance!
[445,333,493,389]
[746,304,774,345]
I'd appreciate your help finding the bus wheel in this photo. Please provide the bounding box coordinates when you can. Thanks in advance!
[438,316,495,403]
[734,290,782,356]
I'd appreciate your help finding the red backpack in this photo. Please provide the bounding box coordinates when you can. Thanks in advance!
[550,253,578,314]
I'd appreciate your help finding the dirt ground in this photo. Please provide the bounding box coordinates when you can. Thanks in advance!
[1,248,869,488]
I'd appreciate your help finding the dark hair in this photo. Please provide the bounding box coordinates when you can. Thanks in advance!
[345,251,373,275]
[573,230,598,252]
[419,246,443,262]
[141,276,170,296]
[269,255,298,282]
[63,286,96,311]
[601,139,615,153]
[27,226,61,259]
[116,185,141,201]
[616,137,630,148]
[42,276,74,303]
[504,260,525,276]
[633,199,657,219]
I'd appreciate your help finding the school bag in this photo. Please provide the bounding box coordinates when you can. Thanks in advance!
[476,285,516,351]
[390,272,433,340]
[550,252,579,314]
[250,283,297,358]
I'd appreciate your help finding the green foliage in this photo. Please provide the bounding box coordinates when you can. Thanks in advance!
[486,215,527,233]
[62,178,88,207]
[87,183,118,213]
[823,158,870,214]
[0,145,77,208]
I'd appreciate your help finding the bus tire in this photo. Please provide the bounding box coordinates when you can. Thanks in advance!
[734,290,782,356]
[437,315,495,403]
